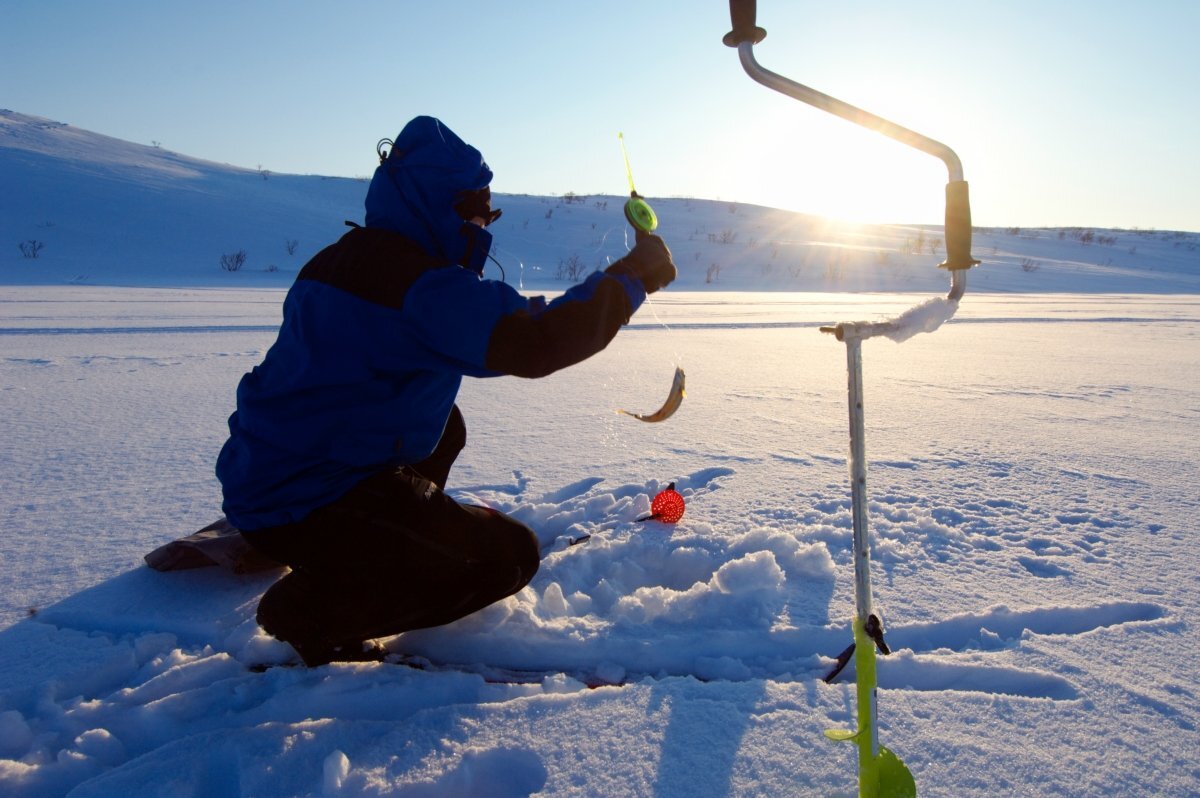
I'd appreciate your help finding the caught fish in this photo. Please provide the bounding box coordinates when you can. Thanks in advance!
[618,366,685,423]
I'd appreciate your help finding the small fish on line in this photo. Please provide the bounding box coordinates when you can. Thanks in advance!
[618,366,685,423]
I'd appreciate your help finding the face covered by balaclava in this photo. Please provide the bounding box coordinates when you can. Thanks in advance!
[364,116,499,274]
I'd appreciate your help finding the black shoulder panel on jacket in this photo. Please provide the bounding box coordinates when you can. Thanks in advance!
[297,227,447,310]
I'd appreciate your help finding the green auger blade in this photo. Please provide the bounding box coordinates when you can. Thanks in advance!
[824,733,915,795]
[876,746,916,798]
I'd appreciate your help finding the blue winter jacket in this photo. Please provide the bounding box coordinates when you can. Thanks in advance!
[216,117,646,530]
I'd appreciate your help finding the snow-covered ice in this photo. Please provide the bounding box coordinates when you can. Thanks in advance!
[2,110,1199,796]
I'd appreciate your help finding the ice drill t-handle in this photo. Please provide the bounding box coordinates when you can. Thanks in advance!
[723,0,978,303]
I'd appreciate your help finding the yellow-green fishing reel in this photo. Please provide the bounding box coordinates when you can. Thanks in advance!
[625,192,658,234]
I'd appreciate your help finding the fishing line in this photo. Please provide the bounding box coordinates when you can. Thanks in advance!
[614,133,686,423]
[639,290,683,365]
[486,242,529,289]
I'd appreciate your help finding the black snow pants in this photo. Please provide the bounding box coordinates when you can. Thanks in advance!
[241,406,541,665]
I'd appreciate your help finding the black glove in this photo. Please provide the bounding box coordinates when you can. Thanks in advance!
[606,233,676,294]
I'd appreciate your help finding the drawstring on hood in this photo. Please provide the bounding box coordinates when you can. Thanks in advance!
[364,116,496,275]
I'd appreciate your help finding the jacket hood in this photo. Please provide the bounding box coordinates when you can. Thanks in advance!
[364,116,493,274]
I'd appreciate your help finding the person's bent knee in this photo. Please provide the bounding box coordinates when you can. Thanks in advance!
[509,520,540,587]
[468,506,540,586]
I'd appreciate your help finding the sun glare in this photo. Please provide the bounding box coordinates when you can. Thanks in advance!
[732,101,951,225]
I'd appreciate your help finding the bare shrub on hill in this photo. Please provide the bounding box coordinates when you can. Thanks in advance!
[556,254,586,281]
[220,250,247,272]
[902,229,929,255]
[18,240,45,259]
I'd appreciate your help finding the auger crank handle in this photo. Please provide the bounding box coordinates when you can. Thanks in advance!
[723,0,766,47]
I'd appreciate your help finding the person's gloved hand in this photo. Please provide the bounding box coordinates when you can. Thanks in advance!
[606,234,676,294]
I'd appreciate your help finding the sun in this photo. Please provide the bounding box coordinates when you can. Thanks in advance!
[729,106,950,225]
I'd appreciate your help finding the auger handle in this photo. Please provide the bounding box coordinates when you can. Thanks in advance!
[725,0,977,294]
[941,181,981,273]
[723,0,766,47]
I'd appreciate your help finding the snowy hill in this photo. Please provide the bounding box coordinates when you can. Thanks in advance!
[5,109,1198,292]
[2,110,1199,797]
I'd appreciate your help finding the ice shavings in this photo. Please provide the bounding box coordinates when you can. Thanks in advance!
[881,296,960,343]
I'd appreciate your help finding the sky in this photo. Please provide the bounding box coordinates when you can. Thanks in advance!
[3,1,1199,232]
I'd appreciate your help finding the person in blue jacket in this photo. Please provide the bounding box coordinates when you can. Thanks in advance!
[216,116,676,666]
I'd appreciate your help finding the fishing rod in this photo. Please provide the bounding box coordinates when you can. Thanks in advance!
[724,3,980,797]
[619,131,659,236]
[615,133,686,425]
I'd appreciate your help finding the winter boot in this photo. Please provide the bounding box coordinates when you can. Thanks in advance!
[256,568,387,667]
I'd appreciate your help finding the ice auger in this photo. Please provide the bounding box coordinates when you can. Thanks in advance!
[723,3,979,796]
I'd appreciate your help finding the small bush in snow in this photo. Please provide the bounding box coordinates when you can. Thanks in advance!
[18,240,44,259]
[556,254,586,281]
[220,250,247,272]
[285,239,298,256]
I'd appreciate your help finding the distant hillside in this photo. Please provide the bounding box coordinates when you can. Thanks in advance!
[3,110,1198,292]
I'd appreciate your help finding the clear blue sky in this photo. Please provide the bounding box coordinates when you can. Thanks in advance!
[4,1,1198,231]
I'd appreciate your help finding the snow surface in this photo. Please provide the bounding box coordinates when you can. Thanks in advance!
[2,111,1199,796]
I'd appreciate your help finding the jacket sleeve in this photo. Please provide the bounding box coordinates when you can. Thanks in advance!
[400,266,646,379]
[485,269,646,378]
